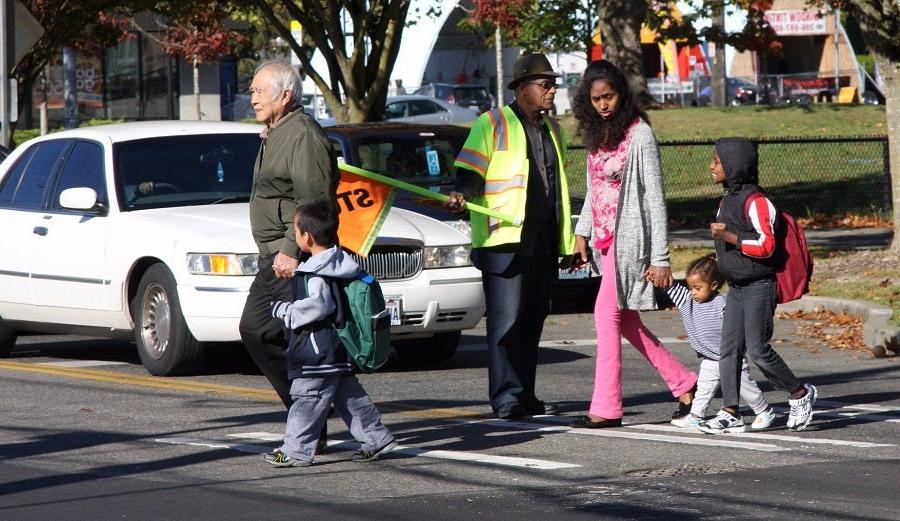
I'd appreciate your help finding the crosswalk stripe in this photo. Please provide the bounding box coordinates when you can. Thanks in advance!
[627,423,894,448]
[159,433,581,470]
[458,337,689,351]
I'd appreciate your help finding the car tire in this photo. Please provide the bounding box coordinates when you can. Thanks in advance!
[394,331,460,365]
[131,264,205,376]
[0,316,17,358]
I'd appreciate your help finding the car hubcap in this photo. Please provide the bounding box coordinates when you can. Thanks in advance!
[140,283,171,360]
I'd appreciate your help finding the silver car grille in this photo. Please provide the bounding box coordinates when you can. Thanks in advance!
[350,245,423,280]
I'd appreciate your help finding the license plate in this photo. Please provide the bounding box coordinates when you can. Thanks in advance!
[559,265,592,280]
[384,296,402,326]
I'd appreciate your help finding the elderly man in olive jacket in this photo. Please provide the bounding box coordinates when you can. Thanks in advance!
[239,61,339,411]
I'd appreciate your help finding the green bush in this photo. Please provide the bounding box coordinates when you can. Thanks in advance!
[12,119,124,147]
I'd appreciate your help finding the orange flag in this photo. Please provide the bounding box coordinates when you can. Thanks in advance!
[336,166,395,256]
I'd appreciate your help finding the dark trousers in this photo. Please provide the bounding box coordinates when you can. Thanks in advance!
[481,248,557,412]
[719,277,801,410]
[239,254,294,408]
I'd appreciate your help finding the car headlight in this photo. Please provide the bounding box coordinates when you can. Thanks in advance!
[424,245,471,268]
[186,253,259,275]
[444,220,471,237]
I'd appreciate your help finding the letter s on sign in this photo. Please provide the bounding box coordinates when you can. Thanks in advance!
[354,188,374,208]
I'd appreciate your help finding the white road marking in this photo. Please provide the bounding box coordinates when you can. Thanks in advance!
[457,417,788,452]
[458,337,688,351]
[628,423,894,448]
[39,360,129,368]
[156,433,582,470]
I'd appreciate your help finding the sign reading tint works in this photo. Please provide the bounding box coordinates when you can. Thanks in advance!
[764,10,827,35]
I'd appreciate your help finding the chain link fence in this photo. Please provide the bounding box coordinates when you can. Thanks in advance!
[566,135,891,226]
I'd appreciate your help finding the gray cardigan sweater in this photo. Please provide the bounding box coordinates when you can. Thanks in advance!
[574,120,670,311]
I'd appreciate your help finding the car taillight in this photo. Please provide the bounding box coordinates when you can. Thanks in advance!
[447,94,455,104]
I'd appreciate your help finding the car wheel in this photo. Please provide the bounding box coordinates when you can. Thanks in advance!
[394,331,460,365]
[131,264,205,376]
[0,316,17,357]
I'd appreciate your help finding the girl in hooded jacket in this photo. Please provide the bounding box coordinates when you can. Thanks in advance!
[569,60,697,428]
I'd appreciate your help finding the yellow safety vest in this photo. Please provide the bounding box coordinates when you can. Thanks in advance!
[454,105,574,254]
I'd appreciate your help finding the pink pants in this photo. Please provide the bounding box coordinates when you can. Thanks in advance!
[589,243,697,419]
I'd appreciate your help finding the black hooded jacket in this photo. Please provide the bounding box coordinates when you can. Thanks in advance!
[714,138,777,283]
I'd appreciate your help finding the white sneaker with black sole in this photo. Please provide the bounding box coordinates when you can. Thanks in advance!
[698,409,746,434]
[750,407,778,430]
[787,383,817,431]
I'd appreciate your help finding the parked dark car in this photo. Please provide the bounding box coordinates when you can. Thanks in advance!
[324,122,600,307]
[696,77,759,106]
[413,83,493,112]
[0,144,9,162]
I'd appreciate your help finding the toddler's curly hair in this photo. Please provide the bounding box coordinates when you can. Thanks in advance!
[685,254,723,286]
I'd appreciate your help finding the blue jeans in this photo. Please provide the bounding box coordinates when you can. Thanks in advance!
[719,278,800,410]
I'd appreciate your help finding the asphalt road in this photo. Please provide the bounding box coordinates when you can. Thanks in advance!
[2,307,898,520]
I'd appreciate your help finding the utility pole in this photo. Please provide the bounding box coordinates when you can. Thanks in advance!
[495,26,503,106]
[833,6,840,97]
[0,0,12,148]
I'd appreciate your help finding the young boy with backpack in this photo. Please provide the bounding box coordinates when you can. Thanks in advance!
[265,199,396,467]
[700,137,817,434]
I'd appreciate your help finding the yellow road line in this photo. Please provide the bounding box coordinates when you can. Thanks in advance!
[0,360,279,401]
[0,360,489,419]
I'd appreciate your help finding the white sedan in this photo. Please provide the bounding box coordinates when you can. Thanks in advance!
[0,121,484,375]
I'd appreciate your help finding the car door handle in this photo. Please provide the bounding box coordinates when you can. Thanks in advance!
[33,226,48,236]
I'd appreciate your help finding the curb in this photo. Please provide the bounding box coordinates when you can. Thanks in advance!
[777,296,899,356]
[670,273,897,356]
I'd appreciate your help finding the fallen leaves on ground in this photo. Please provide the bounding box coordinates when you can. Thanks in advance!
[797,213,893,229]
[777,307,869,354]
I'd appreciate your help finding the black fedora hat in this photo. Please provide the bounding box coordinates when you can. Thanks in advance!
[507,53,560,90]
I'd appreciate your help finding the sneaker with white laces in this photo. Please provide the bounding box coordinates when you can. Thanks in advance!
[698,409,746,434]
[787,383,817,431]
[352,440,398,462]
[750,407,778,430]
[671,414,702,428]
[263,449,313,467]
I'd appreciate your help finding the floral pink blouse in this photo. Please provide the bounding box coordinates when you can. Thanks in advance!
[587,120,638,250]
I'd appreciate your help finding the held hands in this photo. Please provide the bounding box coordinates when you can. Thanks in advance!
[272,252,299,279]
[643,265,673,289]
[445,191,467,213]
[570,235,591,269]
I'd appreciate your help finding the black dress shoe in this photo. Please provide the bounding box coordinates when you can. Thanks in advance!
[672,383,698,419]
[522,400,560,416]
[570,415,622,428]
[495,402,526,419]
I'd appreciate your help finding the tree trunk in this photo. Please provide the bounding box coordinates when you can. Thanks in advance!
[193,56,201,121]
[877,56,900,253]
[495,26,504,106]
[596,0,651,107]
[711,3,727,107]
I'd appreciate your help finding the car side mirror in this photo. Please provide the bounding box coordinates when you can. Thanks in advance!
[59,187,107,215]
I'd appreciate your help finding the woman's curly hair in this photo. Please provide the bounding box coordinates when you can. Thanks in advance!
[572,60,649,152]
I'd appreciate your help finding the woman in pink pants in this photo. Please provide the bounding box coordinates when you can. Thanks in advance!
[569,60,696,428]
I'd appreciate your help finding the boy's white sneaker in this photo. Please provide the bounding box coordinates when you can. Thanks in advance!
[787,383,817,431]
[671,414,702,428]
[698,409,746,434]
[750,407,778,430]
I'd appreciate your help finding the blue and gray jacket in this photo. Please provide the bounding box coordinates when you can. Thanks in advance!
[271,246,358,379]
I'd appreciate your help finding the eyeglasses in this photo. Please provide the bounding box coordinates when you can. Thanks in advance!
[528,80,558,91]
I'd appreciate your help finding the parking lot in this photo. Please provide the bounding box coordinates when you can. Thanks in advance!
[2,307,898,520]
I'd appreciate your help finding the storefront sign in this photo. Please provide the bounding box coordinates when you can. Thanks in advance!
[38,56,104,109]
[764,10,827,35]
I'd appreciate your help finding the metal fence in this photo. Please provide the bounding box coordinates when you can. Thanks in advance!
[566,135,891,226]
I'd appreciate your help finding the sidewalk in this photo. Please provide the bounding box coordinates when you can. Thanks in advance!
[669,226,897,356]
[669,227,893,250]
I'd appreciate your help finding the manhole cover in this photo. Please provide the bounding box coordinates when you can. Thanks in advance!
[624,465,738,478]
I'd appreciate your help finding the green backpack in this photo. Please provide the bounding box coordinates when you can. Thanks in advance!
[310,271,392,372]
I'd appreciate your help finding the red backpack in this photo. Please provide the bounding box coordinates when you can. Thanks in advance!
[745,193,813,303]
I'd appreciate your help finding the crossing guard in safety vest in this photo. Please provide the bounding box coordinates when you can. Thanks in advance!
[447,53,575,420]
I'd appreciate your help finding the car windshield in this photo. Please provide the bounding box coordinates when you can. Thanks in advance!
[113,134,259,211]
[452,87,488,104]
[356,136,463,188]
